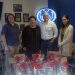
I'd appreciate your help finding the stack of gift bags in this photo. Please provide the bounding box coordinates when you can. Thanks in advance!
[12,52,69,75]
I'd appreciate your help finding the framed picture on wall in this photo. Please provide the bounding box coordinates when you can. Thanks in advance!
[20,24,25,31]
[13,4,22,12]
[15,13,21,22]
[23,13,29,22]
[5,13,11,22]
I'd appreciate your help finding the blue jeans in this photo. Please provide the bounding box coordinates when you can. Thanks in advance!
[41,39,53,59]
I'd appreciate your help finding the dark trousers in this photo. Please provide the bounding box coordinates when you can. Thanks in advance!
[41,39,53,59]
[25,47,39,60]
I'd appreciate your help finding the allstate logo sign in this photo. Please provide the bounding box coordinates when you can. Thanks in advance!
[36,8,56,22]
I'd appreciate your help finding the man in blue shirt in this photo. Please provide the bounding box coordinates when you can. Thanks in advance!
[1,14,21,57]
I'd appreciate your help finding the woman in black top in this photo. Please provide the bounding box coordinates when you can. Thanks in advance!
[22,16,41,60]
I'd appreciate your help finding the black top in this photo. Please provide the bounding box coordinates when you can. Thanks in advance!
[22,25,41,50]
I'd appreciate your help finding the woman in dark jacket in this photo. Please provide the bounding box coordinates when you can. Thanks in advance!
[22,16,41,60]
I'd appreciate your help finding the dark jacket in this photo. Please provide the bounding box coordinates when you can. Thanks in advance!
[22,25,41,50]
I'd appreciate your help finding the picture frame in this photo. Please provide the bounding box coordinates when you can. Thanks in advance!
[13,4,22,12]
[23,13,29,22]
[20,24,25,31]
[5,13,11,22]
[15,13,21,22]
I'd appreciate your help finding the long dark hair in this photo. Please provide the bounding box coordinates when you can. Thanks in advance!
[61,15,70,29]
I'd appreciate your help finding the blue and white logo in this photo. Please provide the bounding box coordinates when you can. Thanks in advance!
[36,7,56,22]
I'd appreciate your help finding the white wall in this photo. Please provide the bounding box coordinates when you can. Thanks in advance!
[0,0,48,26]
